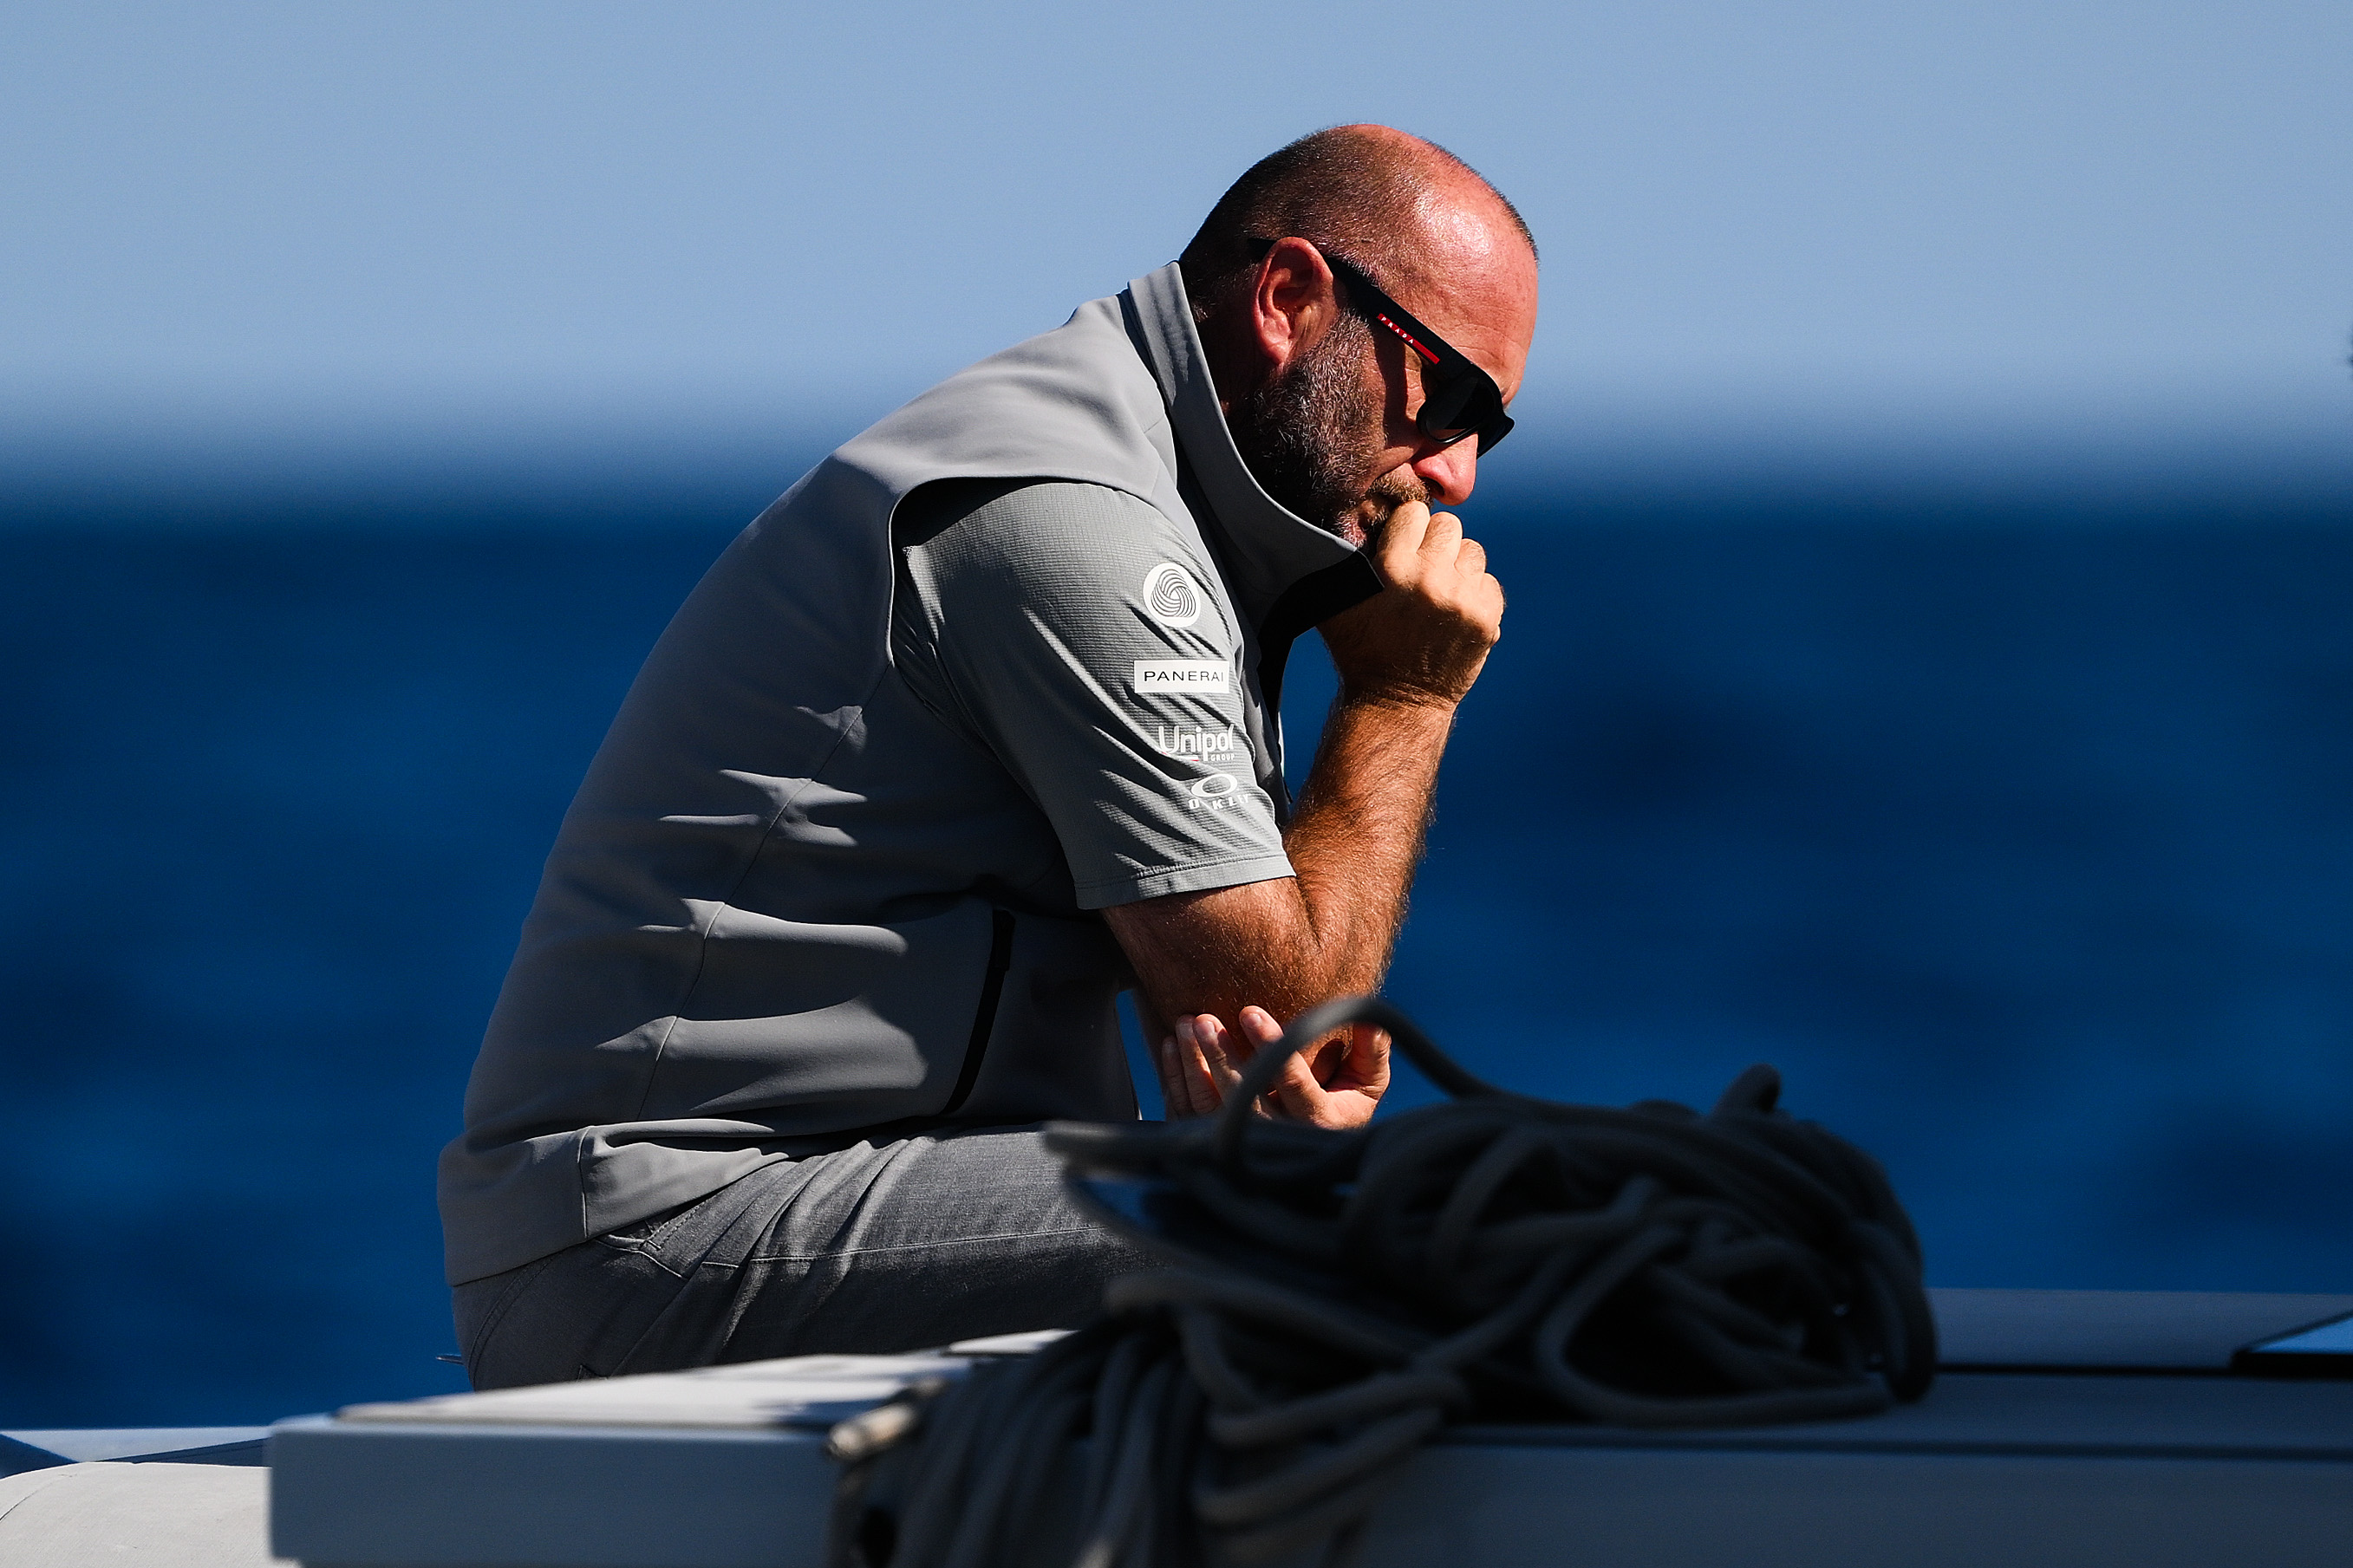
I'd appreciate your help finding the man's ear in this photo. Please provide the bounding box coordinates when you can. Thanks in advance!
[1248,237,1340,378]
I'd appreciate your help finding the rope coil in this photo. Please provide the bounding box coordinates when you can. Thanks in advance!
[831,996,1935,1568]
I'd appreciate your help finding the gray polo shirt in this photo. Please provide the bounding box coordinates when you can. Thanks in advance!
[893,476,1294,904]
[438,264,1380,1285]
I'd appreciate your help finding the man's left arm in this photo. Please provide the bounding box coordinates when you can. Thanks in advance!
[1105,502,1502,1125]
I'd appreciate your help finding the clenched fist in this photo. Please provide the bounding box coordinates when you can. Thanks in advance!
[1318,502,1504,709]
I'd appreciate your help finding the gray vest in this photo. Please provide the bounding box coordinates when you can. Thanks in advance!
[436,264,1379,1285]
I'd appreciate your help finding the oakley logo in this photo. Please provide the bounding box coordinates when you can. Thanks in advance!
[1187,771,1240,810]
[1132,660,1229,694]
[1141,563,1203,628]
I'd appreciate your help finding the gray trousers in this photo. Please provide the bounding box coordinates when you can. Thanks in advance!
[452,1125,1150,1391]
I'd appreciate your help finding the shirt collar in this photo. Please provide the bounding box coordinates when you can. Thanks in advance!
[1122,262,1380,643]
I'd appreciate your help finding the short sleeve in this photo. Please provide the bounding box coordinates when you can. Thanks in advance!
[892,478,1295,910]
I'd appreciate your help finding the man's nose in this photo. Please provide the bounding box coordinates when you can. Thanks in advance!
[1411,439,1478,508]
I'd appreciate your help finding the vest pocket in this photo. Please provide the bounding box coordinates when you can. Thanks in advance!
[941,908,1016,1115]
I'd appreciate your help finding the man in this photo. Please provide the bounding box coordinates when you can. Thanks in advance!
[440,124,1539,1388]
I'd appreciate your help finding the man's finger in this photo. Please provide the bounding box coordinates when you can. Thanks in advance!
[1268,1050,1328,1123]
[1174,1018,1219,1117]
[1158,1034,1199,1119]
[1419,510,1464,557]
[1194,1014,1229,1082]
[1372,501,1431,569]
[1229,1005,1285,1108]
[1195,1013,1249,1102]
[1162,1033,1196,1119]
[1339,1025,1394,1101]
[1235,1005,1286,1049]
[1223,1006,1309,1120]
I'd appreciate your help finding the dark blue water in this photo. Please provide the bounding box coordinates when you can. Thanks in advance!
[4,479,2350,1425]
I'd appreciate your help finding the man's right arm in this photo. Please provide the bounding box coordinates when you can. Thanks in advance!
[1102,502,1504,1121]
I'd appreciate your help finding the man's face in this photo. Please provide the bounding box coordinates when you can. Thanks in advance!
[1229,232,1536,546]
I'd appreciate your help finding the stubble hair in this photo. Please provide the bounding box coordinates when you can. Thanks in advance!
[1230,308,1379,539]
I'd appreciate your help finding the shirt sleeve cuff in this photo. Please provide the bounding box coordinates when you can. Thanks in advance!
[1073,851,1298,911]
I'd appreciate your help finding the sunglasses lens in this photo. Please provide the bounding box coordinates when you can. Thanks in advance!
[1420,375,1507,451]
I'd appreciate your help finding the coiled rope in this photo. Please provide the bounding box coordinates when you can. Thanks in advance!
[827,995,1934,1568]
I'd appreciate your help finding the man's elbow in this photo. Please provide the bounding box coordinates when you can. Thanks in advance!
[1101,876,1325,1019]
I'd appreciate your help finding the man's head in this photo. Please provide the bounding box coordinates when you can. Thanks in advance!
[1181,126,1539,544]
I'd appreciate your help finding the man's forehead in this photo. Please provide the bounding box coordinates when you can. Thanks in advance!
[1392,231,1537,397]
[1386,186,1536,370]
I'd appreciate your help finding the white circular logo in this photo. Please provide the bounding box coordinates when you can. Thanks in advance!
[1141,562,1203,629]
[1189,771,1239,800]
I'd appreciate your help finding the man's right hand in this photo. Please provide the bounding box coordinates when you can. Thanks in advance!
[1317,501,1505,710]
[1157,1005,1392,1129]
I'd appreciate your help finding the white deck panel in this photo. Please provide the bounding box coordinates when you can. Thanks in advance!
[268,1292,2353,1568]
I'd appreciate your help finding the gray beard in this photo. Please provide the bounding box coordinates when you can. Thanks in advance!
[1228,313,1384,537]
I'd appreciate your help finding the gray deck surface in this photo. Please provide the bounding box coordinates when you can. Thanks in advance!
[0,1461,278,1567]
[264,1293,2353,1568]
[2,1428,270,1480]
[10,1291,2352,1567]
[1928,1287,2353,1370]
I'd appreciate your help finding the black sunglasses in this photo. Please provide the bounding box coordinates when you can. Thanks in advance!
[1247,237,1515,455]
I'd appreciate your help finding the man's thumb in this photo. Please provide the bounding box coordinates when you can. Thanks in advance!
[1372,500,1431,564]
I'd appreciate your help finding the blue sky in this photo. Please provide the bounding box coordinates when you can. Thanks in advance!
[5,1,2349,484]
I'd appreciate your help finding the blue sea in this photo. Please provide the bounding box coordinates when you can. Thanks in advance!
[4,466,2350,1425]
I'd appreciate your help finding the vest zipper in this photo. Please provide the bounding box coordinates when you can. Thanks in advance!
[941,908,1015,1116]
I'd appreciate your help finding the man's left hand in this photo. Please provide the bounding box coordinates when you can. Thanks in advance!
[1157,1005,1390,1128]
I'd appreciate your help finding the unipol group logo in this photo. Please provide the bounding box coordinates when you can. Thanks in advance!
[1187,771,1239,811]
[1140,562,1203,629]
[1151,725,1236,760]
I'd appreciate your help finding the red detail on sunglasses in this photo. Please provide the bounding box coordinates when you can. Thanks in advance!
[1373,312,1442,365]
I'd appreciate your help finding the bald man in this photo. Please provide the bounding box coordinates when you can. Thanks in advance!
[440,126,1539,1386]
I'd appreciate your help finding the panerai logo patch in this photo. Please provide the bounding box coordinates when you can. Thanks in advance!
[1140,563,1203,628]
[1132,660,1230,694]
